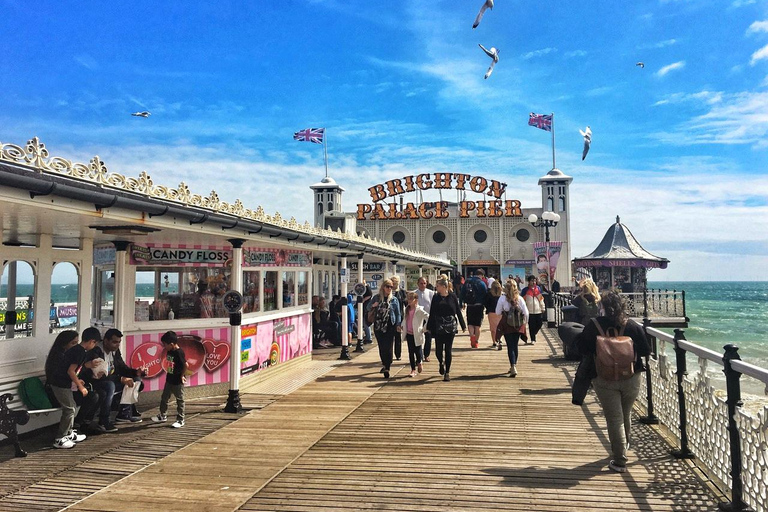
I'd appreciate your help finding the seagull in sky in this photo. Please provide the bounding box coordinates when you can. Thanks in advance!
[478,44,499,79]
[636,62,645,68]
[579,126,592,161]
[473,0,494,29]
[131,111,151,118]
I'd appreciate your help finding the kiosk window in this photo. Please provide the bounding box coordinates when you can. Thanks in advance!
[282,271,296,308]
[134,267,231,321]
[243,270,261,313]
[297,271,308,306]
[264,271,278,312]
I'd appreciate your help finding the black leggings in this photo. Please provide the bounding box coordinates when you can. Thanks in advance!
[503,332,521,366]
[375,324,396,370]
[528,313,543,340]
[405,333,424,370]
[434,332,456,373]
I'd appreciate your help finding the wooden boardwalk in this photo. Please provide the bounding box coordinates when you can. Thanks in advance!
[3,327,723,511]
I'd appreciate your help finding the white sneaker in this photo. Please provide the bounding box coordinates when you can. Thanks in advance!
[171,420,185,428]
[53,437,75,449]
[510,365,518,377]
[67,431,86,443]
[151,414,167,423]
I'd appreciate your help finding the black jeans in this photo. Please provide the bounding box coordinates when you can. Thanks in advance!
[375,324,396,370]
[503,332,521,366]
[423,332,433,359]
[394,331,402,359]
[434,331,456,373]
[528,313,543,341]
[73,386,100,425]
[405,333,424,370]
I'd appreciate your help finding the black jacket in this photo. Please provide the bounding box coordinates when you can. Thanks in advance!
[82,345,140,384]
[426,293,467,333]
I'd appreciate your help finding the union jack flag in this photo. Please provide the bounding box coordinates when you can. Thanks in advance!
[293,127,325,144]
[528,113,552,132]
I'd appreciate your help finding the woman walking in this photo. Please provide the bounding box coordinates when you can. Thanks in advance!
[572,278,601,325]
[485,280,503,350]
[521,275,545,344]
[368,279,402,379]
[426,278,466,382]
[577,290,651,473]
[401,291,429,377]
[495,280,528,377]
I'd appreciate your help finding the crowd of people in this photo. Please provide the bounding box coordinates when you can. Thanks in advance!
[44,327,185,449]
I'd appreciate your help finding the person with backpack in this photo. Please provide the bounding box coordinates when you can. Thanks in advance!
[572,278,601,325]
[425,277,466,382]
[485,280,503,350]
[461,270,488,349]
[390,275,407,361]
[577,290,651,473]
[367,279,402,379]
[521,275,545,344]
[495,280,529,377]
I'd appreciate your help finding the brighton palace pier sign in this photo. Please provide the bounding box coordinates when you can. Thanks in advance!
[356,173,522,220]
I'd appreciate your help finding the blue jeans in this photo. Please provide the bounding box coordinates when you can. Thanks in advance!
[92,379,116,426]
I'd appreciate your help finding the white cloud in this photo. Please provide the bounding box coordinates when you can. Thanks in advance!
[564,50,587,58]
[521,47,557,60]
[750,44,768,65]
[746,20,768,35]
[74,54,97,70]
[638,38,678,49]
[656,60,686,77]
[733,0,756,7]
[652,90,723,106]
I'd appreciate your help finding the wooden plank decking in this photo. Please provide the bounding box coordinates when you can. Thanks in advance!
[4,327,723,511]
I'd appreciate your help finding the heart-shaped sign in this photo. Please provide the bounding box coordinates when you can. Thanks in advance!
[161,335,205,376]
[202,338,231,372]
[130,342,165,379]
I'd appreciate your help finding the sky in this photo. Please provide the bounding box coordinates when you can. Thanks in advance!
[1,0,767,281]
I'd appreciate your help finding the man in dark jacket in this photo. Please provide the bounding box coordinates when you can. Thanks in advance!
[83,328,145,431]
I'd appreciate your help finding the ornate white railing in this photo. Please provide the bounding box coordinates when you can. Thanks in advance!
[635,323,767,512]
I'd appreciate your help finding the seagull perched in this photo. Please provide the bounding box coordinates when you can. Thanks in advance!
[636,62,644,68]
[473,0,494,29]
[579,126,592,161]
[131,111,151,118]
[478,44,499,79]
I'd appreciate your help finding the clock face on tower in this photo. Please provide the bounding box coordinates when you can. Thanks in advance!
[222,290,244,314]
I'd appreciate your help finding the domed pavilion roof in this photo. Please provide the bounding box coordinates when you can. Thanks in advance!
[573,216,669,269]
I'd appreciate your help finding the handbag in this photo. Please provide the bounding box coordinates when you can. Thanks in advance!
[437,316,458,335]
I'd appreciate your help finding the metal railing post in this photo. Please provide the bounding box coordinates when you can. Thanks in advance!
[643,287,648,319]
[682,290,687,320]
[639,317,659,425]
[718,345,755,512]
[671,328,695,459]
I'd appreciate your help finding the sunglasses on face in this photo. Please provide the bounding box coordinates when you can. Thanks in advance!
[383,285,392,289]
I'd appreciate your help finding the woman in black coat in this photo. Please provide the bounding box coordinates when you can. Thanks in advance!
[426,278,466,382]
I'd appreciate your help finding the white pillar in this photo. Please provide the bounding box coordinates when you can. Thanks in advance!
[113,241,130,332]
[229,243,244,394]
[78,238,93,335]
[340,254,348,348]
[357,254,364,342]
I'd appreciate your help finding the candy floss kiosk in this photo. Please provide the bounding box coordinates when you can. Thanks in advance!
[95,243,313,401]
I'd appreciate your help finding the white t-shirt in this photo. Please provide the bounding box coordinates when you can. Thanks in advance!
[415,288,434,313]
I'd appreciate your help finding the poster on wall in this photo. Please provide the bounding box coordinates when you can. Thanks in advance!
[240,313,311,376]
[501,260,532,283]
[532,242,563,287]
[125,328,231,391]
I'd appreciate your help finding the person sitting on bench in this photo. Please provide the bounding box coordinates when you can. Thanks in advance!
[82,328,146,431]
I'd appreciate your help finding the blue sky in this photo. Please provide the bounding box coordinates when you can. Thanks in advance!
[1,0,767,281]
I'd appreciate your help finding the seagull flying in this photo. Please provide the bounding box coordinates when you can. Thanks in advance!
[478,44,499,79]
[131,111,151,118]
[473,0,494,29]
[579,126,592,161]
[636,62,644,68]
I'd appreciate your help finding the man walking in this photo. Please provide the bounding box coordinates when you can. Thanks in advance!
[415,277,435,361]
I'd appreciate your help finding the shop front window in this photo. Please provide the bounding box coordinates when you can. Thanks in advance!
[282,271,296,308]
[133,267,231,321]
[264,271,278,312]
[243,270,261,313]
[297,271,308,306]
[94,268,115,324]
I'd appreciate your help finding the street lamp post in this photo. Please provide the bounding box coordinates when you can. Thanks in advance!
[528,211,560,327]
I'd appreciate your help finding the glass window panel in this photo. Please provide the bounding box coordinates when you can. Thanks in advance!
[282,271,296,308]
[1,260,36,339]
[297,272,308,306]
[133,267,230,321]
[243,270,261,313]
[51,262,79,333]
[264,271,278,312]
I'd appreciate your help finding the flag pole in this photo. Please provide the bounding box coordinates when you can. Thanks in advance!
[323,130,329,178]
[551,112,556,170]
